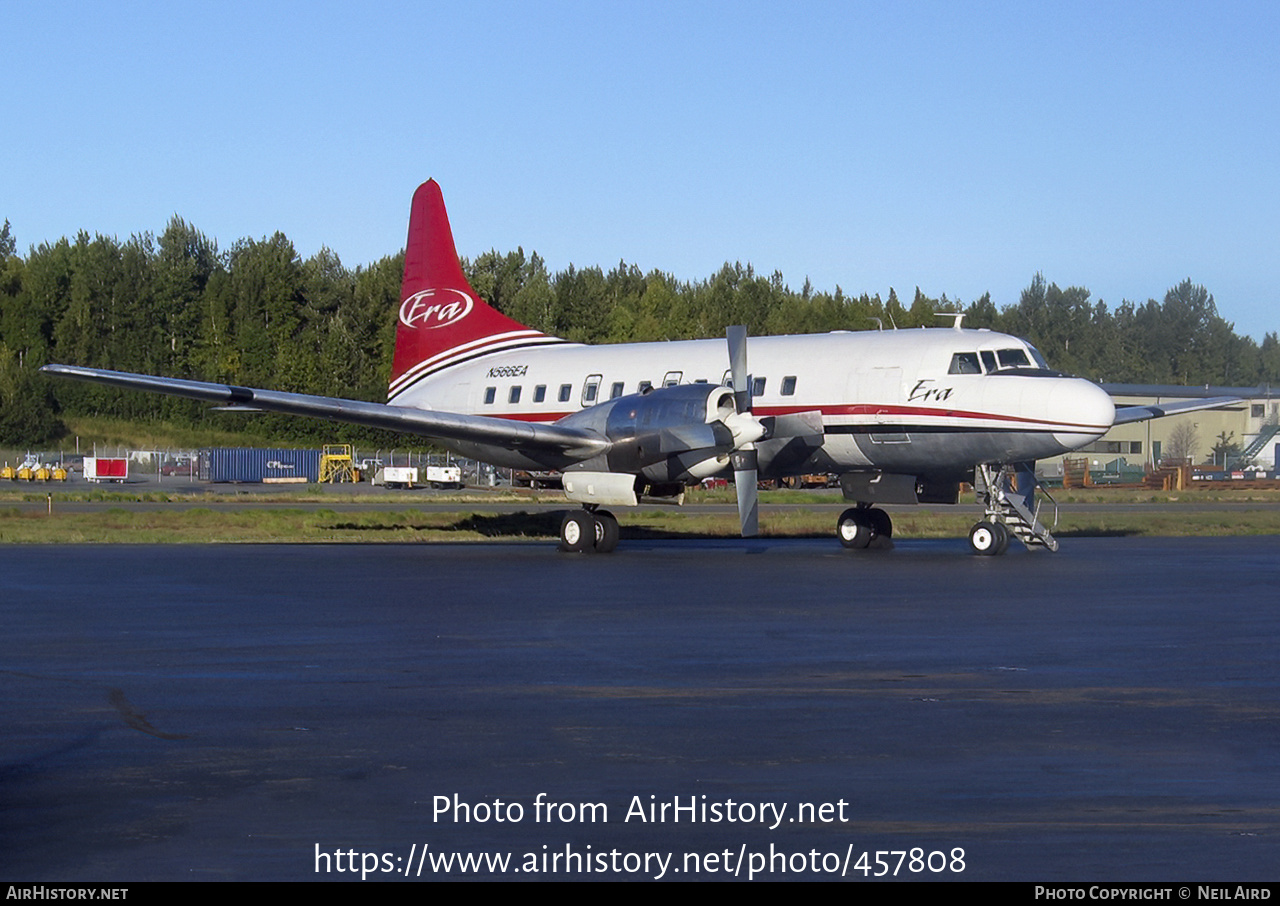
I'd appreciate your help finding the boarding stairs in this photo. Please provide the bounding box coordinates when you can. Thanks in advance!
[1227,423,1280,469]
[976,463,1060,552]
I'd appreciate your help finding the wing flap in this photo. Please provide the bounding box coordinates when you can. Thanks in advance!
[40,364,609,458]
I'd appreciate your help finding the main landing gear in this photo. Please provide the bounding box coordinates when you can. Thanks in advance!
[558,508,620,554]
[836,506,893,550]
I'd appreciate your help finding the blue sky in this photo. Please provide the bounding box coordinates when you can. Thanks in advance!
[7,1,1278,340]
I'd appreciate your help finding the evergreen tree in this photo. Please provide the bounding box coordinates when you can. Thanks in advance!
[153,217,219,375]
[0,341,63,444]
[5,201,1278,444]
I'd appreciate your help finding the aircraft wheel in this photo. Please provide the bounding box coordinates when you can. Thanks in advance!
[866,507,892,539]
[593,510,620,553]
[993,522,1011,555]
[559,511,594,553]
[837,508,872,549]
[969,521,1005,556]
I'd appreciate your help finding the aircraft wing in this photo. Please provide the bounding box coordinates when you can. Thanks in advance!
[1111,396,1242,426]
[39,364,609,458]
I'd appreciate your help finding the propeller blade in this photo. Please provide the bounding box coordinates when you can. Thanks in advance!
[726,325,752,415]
[726,326,760,537]
[731,447,759,537]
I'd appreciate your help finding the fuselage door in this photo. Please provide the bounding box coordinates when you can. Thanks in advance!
[581,374,602,408]
[855,367,902,422]
[852,367,908,443]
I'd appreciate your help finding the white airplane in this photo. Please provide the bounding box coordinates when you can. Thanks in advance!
[42,180,1239,555]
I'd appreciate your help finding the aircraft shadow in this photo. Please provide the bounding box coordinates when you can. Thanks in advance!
[326,510,838,541]
[1054,528,1142,538]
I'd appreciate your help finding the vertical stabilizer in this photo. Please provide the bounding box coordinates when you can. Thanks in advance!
[388,180,563,402]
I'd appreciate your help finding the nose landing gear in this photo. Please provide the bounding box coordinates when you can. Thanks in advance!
[968,519,1011,556]
[970,463,1059,555]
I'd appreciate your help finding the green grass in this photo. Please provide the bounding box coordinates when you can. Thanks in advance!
[1051,486,1280,505]
[3,502,1279,544]
[49,415,275,453]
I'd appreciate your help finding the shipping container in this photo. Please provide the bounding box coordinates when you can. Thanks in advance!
[198,448,321,483]
[84,457,129,482]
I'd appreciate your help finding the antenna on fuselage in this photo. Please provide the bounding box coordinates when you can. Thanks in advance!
[935,312,965,330]
[869,317,883,331]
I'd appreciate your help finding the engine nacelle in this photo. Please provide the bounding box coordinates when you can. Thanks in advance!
[556,383,739,482]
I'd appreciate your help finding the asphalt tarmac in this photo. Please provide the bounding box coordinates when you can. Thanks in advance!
[3,536,1278,881]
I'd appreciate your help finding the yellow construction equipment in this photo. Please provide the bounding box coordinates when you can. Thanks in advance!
[33,464,68,481]
[319,444,356,483]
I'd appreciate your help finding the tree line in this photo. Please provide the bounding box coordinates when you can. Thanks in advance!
[1,215,1277,446]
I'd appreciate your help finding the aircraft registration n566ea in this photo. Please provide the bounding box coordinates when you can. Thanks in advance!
[42,181,1238,555]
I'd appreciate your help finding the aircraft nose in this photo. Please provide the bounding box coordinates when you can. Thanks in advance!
[1051,379,1115,450]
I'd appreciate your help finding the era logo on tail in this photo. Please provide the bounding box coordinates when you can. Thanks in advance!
[399,288,475,330]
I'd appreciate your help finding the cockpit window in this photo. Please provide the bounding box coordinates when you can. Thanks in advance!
[978,343,1059,375]
[948,352,982,375]
[996,348,1031,369]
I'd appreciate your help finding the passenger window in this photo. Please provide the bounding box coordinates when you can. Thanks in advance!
[534,385,546,403]
[948,352,981,375]
[484,387,496,404]
[610,381,625,399]
[781,376,797,396]
[980,351,997,373]
[638,381,653,393]
[508,386,522,404]
[997,349,1031,369]
[582,374,602,406]
[751,376,766,396]
[663,371,682,388]
[558,384,572,403]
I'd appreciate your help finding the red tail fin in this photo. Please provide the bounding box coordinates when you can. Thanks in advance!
[388,180,562,402]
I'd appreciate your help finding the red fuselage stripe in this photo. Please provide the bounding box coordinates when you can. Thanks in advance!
[480,403,1108,432]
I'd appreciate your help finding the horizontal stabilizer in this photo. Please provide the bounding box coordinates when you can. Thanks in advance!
[1112,396,1241,426]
